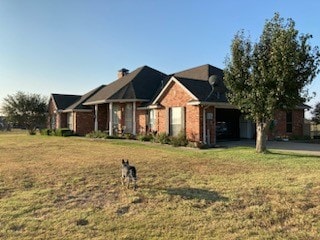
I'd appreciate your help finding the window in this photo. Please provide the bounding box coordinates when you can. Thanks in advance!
[112,104,121,130]
[148,109,156,132]
[286,111,293,133]
[67,113,73,130]
[169,107,185,136]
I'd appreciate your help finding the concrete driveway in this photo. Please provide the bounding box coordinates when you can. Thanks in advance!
[219,140,320,157]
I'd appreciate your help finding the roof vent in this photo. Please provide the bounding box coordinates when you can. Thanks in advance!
[118,68,129,78]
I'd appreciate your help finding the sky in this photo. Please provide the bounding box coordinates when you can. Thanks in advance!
[0,0,319,118]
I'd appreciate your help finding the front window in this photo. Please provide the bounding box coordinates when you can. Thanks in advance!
[113,104,121,130]
[67,113,73,130]
[148,109,156,132]
[169,107,185,136]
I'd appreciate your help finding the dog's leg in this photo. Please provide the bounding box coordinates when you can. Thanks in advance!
[121,176,125,186]
[127,177,131,189]
[133,179,137,190]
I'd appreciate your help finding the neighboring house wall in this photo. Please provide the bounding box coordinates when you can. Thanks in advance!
[271,109,304,138]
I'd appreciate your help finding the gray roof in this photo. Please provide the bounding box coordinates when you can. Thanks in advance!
[174,64,224,81]
[84,66,167,105]
[64,85,106,111]
[173,64,228,102]
[51,94,81,110]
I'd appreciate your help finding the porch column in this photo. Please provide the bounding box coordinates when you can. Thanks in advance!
[133,102,136,135]
[203,107,206,144]
[213,107,216,145]
[94,104,98,131]
[109,102,113,135]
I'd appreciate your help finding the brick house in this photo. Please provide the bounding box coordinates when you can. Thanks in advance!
[48,64,309,144]
[48,85,105,135]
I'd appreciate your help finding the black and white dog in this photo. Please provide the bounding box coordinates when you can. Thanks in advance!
[121,159,137,190]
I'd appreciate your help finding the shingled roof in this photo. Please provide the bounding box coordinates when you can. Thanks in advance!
[173,64,223,81]
[153,64,228,105]
[51,94,81,110]
[84,66,167,105]
[63,85,106,112]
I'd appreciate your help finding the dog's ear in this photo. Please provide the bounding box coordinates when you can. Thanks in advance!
[122,159,125,164]
[126,160,129,164]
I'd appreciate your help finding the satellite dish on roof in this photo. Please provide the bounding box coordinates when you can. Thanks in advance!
[206,75,220,100]
[208,75,219,87]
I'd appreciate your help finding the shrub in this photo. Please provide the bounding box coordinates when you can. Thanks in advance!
[124,133,135,140]
[154,132,170,144]
[137,134,153,142]
[54,128,74,137]
[40,128,52,136]
[170,132,188,147]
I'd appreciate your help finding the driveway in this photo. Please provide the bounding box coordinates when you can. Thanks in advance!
[219,140,320,157]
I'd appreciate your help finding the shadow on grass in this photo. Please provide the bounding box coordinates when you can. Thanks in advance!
[267,150,320,159]
[166,188,228,202]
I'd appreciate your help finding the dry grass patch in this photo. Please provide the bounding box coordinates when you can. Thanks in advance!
[0,132,319,239]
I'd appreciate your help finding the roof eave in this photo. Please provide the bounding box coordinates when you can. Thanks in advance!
[187,101,237,109]
[84,99,150,105]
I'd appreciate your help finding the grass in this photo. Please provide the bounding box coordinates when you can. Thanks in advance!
[0,131,320,239]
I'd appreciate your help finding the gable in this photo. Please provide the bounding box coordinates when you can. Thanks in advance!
[153,77,198,105]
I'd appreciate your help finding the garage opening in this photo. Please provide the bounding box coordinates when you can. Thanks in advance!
[216,109,241,141]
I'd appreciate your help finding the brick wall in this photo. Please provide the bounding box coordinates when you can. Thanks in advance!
[136,108,147,134]
[270,109,305,138]
[75,111,94,135]
[186,105,201,142]
[156,81,203,142]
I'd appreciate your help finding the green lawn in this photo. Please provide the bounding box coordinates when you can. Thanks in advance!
[0,131,319,239]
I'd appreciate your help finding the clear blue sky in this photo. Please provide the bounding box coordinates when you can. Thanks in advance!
[0,0,319,118]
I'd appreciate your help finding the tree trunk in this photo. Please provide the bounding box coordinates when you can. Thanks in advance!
[256,121,268,153]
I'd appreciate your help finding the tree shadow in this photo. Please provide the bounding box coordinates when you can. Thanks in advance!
[166,188,228,202]
[267,150,320,159]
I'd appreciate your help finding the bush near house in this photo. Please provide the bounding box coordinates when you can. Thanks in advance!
[40,128,74,137]
[170,132,189,147]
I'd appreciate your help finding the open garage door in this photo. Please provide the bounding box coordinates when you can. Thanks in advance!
[216,109,241,141]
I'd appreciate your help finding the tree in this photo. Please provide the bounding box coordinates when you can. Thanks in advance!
[224,13,320,153]
[2,92,48,134]
[312,102,320,124]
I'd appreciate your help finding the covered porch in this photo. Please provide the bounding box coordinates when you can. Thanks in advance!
[92,101,149,136]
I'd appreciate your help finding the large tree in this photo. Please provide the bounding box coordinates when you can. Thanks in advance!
[2,91,48,134]
[311,102,320,124]
[224,13,320,153]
